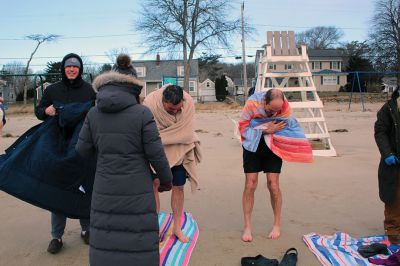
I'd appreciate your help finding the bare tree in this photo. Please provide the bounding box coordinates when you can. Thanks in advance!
[2,61,25,95]
[1,61,26,98]
[135,0,249,91]
[296,26,344,49]
[369,0,400,77]
[80,56,101,79]
[23,34,60,104]
[105,48,130,64]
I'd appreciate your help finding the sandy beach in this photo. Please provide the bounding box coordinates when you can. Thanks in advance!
[0,101,387,265]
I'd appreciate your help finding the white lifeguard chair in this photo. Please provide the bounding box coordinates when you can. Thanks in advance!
[255,31,336,156]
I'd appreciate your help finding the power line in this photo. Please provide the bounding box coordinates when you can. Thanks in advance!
[0,47,262,60]
[0,33,141,41]
[0,54,256,68]
[253,24,366,31]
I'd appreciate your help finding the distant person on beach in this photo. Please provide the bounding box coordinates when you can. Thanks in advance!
[239,89,287,242]
[0,97,5,135]
[143,84,201,243]
[35,53,96,254]
[76,54,172,266]
[374,86,400,244]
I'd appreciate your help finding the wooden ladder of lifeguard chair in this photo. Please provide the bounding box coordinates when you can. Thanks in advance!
[255,31,336,156]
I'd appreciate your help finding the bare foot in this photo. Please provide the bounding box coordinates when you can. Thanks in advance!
[174,229,189,243]
[242,228,253,242]
[268,226,281,239]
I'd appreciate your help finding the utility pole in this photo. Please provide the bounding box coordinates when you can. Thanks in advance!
[241,1,248,101]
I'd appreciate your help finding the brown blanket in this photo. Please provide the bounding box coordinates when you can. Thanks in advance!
[143,85,201,191]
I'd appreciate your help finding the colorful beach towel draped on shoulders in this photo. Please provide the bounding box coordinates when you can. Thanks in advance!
[143,84,201,192]
[239,91,313,163]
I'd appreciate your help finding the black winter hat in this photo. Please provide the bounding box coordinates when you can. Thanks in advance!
[112,54,137,78]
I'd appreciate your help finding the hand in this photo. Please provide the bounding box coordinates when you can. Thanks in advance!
[385,155,399,166]
[158,182,172,192]
[262,121,286,134]
[45,105,56,116]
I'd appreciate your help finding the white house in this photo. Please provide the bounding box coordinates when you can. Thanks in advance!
[0,80,16,103]
[382,77,397,93]
[35,82,52,101]
[198,79,216,102]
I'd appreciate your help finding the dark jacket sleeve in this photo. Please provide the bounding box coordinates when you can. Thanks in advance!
[375,103,394,158]
[142,107,172,185]
[35,87,52,120]
[76,114,96,158]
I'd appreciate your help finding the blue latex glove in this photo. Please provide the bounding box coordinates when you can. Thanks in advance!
[385,155,399,166]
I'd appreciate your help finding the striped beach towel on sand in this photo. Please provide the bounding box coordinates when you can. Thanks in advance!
[159,212,199,266]
[304,232,400,266]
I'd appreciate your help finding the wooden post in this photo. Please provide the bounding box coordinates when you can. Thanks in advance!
[241,2,248,101]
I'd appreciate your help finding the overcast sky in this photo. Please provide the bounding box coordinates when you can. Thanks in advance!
[0,0,375,72]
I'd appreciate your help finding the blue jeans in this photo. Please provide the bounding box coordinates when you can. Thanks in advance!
[51,212,90,239]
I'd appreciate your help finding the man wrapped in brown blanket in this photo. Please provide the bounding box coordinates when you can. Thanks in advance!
[143,84,201,242]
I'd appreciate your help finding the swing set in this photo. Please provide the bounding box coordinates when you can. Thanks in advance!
[346,71,400,111]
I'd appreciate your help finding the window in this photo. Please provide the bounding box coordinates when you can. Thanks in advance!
[189,81,196,92]
[177,66,184,77]
[265,78,273,88]
[206,82,210,87]
[176,80,196,92]
[322,76,338,85]
[331,61,340,70]
[135,67,146,78]
[284,64,293,70]
[312,61,321,70]
[268,64,276,70]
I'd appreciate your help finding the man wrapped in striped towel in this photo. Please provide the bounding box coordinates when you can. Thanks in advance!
[238,89,312,242]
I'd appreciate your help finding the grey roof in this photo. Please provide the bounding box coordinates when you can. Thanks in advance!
[382,77,397,86]
[254,48,344,66]
[131,59,199,81]
[255,49,264,59]
[308,49,344,60]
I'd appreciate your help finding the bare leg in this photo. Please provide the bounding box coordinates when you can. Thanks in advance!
[266,173,282,239]
[153,179,160,213]
[242,173,258,242]
[171,186,188,243]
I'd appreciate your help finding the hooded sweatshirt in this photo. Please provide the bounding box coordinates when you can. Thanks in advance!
[35,53,95,120]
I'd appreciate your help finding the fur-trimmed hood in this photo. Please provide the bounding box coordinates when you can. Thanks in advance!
[92,71,144,92]
[93,71,144,113]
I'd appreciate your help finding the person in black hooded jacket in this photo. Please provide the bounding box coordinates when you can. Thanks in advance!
[35,53,95,120]
[375,87,400,244]
[35,53,96,254]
